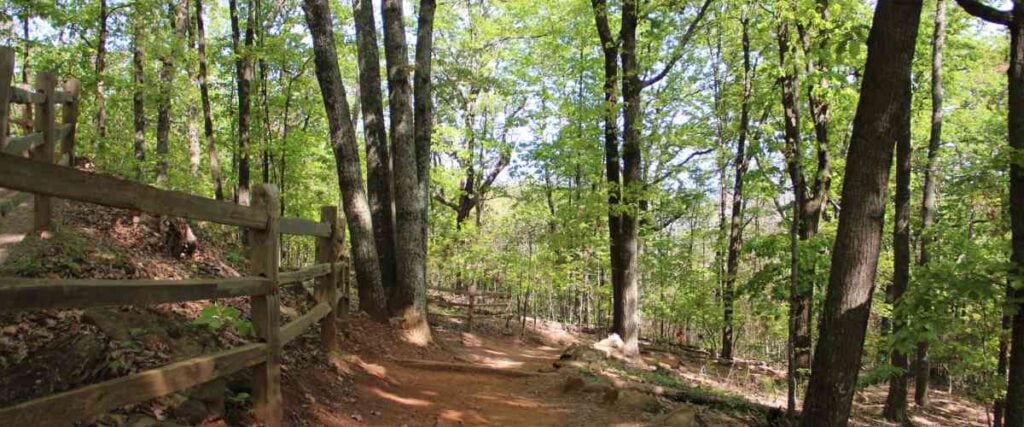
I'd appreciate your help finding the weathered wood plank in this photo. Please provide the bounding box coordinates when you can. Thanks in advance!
[0,47,13,150]
[3,131,43,154]
[59,78,78,162]
[50,90,72,104]
[278,262,332,285]
[9,84,44,104]
[0,276,270,311]
[248,184,282,426]
[0,343,267,427]
[31,72,56,231]
[280,301,332,345]
[0,153,268,229]
[279,217,330,237]
[316,206,339,353]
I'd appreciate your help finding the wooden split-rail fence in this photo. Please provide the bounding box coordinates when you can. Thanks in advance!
[428,285,511,331]
[0,46,350,426]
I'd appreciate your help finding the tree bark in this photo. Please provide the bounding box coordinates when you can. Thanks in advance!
[383,0,431,340]
[414,0,436,285]
[132,9,146,181]
[156,0,188,185]
[591,0,624,338]
[195,0,225,200]
[1005,10,1024,427]
[800,0,923,424]
[187,0,201,177]
[951,2,1024,423]
[778,20,815,379]
[721,15,752,362]
[883,87,913,423]
[352,0,398,301]
[617,0,642,358]
[94,0,108,151]
[914,0,947,409]
[230,0,254,205]
[302,0,389,321]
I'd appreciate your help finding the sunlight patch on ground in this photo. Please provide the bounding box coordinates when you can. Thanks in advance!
[368,386,433,407]
[474,392,549,409]
[0,232,27,264]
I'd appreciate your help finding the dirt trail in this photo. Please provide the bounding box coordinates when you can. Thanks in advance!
[0,189,35,265]
[307,327,655,427]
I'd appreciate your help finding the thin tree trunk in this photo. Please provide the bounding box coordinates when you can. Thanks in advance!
[94,0,108,151]
[722,15,752,362]
[156,0,188,185]
[230,0,254,205]
[915,0,947,408]
[187,0,201,177]
[132,10,146,181]
[301,0,389,321]
[883,89,913,423]
[352,0,398,302]
[778,20,814,379]
[800,0,923,424]
[195,0,224,200]
[591,0,624,338]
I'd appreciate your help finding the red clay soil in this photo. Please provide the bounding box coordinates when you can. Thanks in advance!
[283,316,657,427]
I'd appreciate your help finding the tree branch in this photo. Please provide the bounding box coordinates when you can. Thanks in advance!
[641,0,715,88]
[954,0,1012,26]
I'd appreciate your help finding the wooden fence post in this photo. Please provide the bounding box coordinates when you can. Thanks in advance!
[60,79,80,166]
[467,284,476,332]
[339,226,350,317]
[316,205,339,353]
[31,72,56,232]
[0,47,13,150]
[248,184,282,426]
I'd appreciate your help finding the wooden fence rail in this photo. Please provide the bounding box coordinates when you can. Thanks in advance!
[427,286,511,330]
[0,45,350,427]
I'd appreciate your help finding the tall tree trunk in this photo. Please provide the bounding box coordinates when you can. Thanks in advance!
[413,0,436,298]
[94,0,108,151]
[187,1,201,177]
[997,286,1012,427]
[883,90,913,423]
[915,0,946,408]
[230,0,254,205]
[591,0,624,338]
[778,20,815,380]
[1005,9,1024,427]
[195,0,224,200]
[383,0,430,341]
[617,0,642,358]
[721,15,752,362]
[352,0,398,301]
[132,10,146,181]
[301,0,389,322]
[156,0,188,185]
[800,0,923,424]
[951,2,1024,424]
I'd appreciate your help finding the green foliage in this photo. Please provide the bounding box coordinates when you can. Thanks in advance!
[193,304,253,337]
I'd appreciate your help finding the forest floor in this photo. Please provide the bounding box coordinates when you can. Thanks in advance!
[0,182,993,426]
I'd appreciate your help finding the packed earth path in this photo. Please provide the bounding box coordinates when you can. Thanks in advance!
[292,318,666,427]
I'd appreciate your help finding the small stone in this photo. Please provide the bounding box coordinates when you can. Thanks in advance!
[370,410,381,416]
[351,413,363,422]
